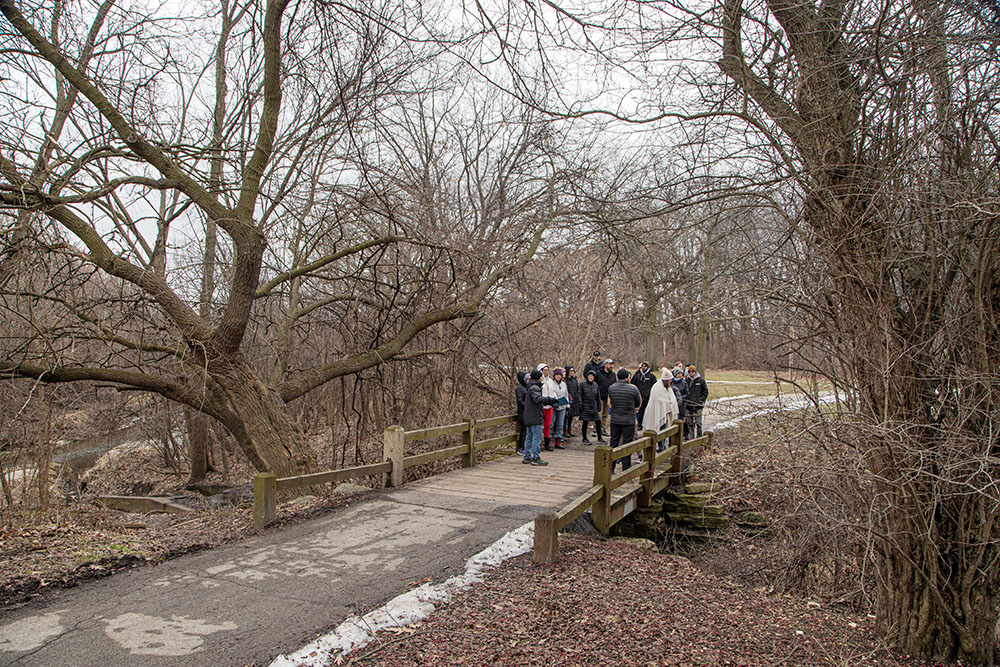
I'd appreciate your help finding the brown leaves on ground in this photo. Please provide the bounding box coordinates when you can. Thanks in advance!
[348,536,952,667]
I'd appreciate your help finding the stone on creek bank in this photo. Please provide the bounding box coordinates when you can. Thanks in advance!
[611,480,730,544]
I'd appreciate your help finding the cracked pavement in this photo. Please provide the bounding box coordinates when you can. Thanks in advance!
[0,490,543,667]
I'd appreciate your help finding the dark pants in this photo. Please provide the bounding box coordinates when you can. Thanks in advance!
[581,420,602,441]
[610,422,636,471]
[565,413,575,435]
[685,409,704,439]
[516,418,526,452]
[636,400,648,429]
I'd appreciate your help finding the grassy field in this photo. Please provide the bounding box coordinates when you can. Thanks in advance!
[623,368,826,400]
[702,369,778,399]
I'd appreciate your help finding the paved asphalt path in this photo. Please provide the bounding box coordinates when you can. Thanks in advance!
[0,486,551,667]
[0,392,814,666]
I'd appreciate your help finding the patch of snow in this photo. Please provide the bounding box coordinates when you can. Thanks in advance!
[706,380,774,385]
[269,522,535,667]
[706,394,756,406]
[712,393,836,431]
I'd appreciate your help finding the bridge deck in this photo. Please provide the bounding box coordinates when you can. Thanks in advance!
[407,446,596,507]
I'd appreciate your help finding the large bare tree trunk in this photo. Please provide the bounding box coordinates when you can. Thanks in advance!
[717,0,1000,662]
[208,355,316,478]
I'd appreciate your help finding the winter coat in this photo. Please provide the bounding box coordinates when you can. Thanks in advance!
[583,359,604,380]
[578,380,602,421]
[515,372,528,421]
[642,379,679,432]
[551,379,569,411]
[631,369,657,405]
[595,367,617,400]
[686,374,709,410]
[565,376,581,417]
[672,378,688,418]
[524,380,558,426]
[608,380,642,426]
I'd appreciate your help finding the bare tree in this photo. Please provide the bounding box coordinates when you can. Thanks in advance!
[714,0,1000,662]
[0,0,546,478]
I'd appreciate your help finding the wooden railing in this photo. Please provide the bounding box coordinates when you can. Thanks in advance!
[533,420,713,564]
[253,414,519,529]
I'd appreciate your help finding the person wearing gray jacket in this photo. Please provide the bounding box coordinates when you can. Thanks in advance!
[608,368,641,470]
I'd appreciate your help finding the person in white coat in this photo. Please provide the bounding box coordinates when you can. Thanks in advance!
[642,368,679,450]
[537,363,556,450]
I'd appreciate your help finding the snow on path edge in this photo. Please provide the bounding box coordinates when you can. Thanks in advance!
[269,522,535,667]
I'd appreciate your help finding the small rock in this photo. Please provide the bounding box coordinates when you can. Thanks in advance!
[611,537,658,551]
[684,481,721,494]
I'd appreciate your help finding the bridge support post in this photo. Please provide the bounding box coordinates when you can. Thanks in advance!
[533,512,559,564]
[253,473,276,530]
[639,430,657,507]
[593,445,612,535]
[461,416,477,468]
[383,425,405,487]
[670,419,684,479]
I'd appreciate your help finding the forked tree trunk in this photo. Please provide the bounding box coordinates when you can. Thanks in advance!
[209,355,316,478]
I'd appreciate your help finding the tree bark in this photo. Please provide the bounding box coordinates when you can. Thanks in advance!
[208,354,316,478]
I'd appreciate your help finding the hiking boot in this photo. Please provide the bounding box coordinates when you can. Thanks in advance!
[531,458,549,466]
[554,438,565,449]
[581,437,591,444]
[522,458,532,464]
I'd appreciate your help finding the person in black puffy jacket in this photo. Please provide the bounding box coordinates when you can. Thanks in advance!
[578,370,604,443]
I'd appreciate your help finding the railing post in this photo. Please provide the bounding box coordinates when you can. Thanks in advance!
[593,445,612,535]
[383,425,405,488]
[670,419,684,479]
[639,431,657,507]
[461,416,477,468]
[253,473,276,530]
[533,512,559,564]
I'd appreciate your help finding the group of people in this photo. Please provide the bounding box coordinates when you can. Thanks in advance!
[514,351,709,468]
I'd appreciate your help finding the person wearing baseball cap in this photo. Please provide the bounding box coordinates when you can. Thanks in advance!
[583,350,604,380]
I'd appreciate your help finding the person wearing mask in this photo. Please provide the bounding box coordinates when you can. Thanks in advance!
[685,365,709,439]
[631,361,657,429]
[514,370,528,455]
[523,369,558,466]
[550,368,570,449]
[595,358,617,436]
[642,369,680,451]
[564,366,580,438]
[578,370,604,444]
[608,368,641,470]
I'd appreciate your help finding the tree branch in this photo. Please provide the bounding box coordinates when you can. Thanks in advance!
[255,236,408,298]
[277,224,547,401]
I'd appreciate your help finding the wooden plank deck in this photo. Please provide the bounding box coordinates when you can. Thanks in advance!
[405,446,598,509]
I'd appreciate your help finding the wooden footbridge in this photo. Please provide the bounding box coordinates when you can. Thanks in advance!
[253,412,711,562]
